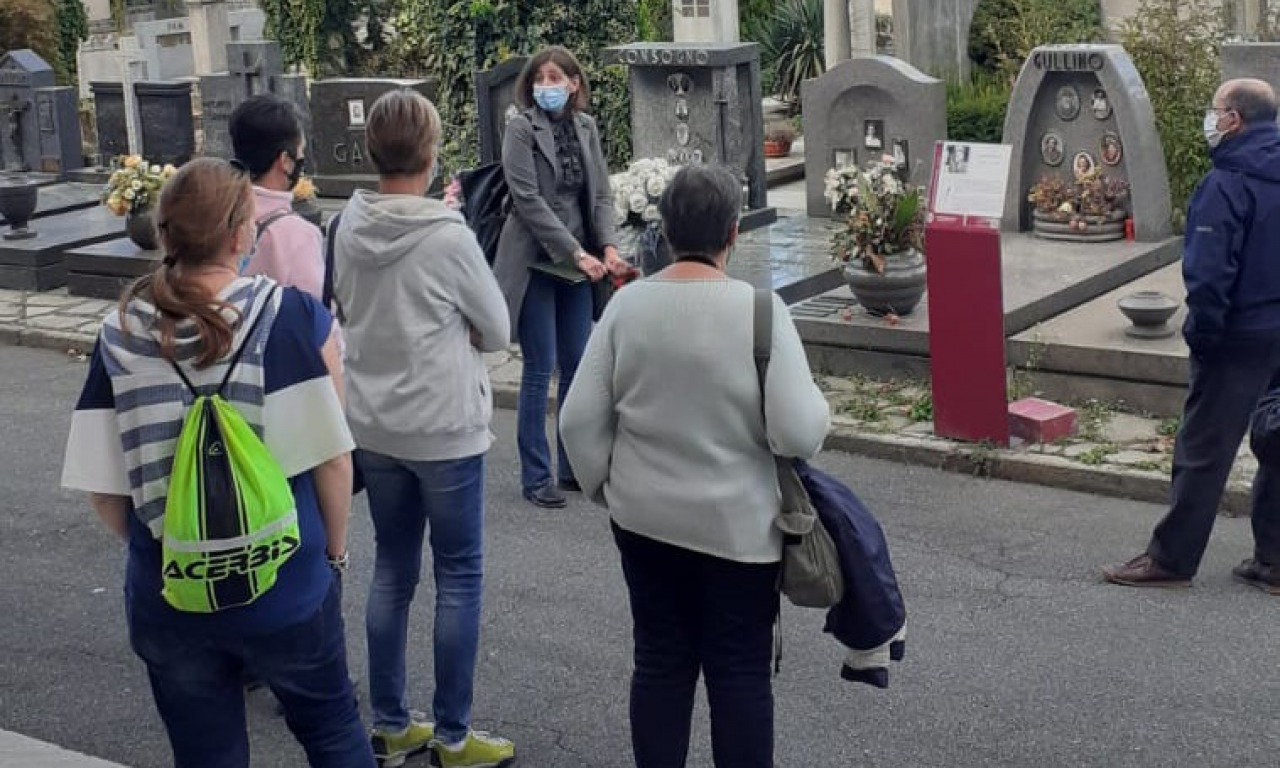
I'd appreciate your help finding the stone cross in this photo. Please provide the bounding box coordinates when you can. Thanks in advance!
[0,94,29,171]
[185,0,231,75]
[116,49,147,156]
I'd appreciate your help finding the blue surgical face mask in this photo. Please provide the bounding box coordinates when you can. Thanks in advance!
[534,85,570,114]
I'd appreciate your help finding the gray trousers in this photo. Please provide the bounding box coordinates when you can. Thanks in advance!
[1148,335,1280,577]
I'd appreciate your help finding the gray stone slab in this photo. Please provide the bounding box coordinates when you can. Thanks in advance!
[802,56,945,217]
[794,233,1182,356]
[136,80,195,166]
[65,235,159,299]
[1009,262,1187,386]
[310,78,439,193]
[1002,45,1172,242]
[475,57,527,166]
[0,182,99,225]
[1221,43,1280,98]
[0,207,125,289]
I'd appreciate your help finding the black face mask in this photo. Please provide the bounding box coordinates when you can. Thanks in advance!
[285,153,306,190]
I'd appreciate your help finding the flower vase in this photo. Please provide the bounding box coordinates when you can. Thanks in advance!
[126,208,160,251]
[844,248,927,317]
[293,197,323,228]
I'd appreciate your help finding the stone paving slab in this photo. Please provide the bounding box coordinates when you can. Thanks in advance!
[0,288,1253,514]
[0,729,129,767]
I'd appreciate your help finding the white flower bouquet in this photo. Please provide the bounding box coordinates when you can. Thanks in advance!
[610,158,678,227]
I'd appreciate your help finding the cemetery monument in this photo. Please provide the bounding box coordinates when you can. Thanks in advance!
[801,56,945,218]
[607,42,776,231]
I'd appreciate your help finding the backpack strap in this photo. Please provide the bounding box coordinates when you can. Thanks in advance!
[752,288,773,400]
[321,212,345,323]
[254,209,295,244]
[167,286,280,398]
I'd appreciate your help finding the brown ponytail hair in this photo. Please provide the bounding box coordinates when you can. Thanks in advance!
[118,158,254,367]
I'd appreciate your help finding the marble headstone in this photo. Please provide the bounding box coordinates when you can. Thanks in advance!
[801,56,945,218]
[606,43,775,231]
[34,87,83,176]
[1002,45,1172,241]
[136,81,195,165]
[199,74,241,159]
[0,50,58,173]
[309,78,439,197]
[1221,43,1280,109]
[90,81,128,163]
[475,57,527,166]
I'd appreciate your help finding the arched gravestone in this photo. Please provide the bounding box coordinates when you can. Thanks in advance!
[801,56,945,218]
[1002,45,1172,242]
[475,57,528,166]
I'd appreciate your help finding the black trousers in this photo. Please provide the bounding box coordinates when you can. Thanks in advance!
[613,522,780,768]
[1148,336,1280,576]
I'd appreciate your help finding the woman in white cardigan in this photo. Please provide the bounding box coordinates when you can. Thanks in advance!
[560,164,830,768]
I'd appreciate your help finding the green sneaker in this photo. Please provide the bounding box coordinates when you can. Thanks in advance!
[432,729,516,768]
[370,715,435,767]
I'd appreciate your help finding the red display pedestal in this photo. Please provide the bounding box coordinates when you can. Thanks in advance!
[925,219,1009,446]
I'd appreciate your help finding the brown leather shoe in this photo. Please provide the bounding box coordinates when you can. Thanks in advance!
[1231,558,1280,595]
[1102,554,1191,588]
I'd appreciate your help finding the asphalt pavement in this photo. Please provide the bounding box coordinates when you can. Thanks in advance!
[1,343,1277,767]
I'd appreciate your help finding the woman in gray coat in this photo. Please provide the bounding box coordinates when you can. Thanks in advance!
[493,46,630,509]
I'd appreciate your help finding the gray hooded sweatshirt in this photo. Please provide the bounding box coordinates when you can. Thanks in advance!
[334,190,510,462]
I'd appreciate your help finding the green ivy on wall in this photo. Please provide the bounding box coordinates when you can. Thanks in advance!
[258,0,391,78]
[385,0,638,176]
[55,0,88,86]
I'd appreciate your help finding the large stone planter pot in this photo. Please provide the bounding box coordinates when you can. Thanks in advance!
[844,248,927,316]
[1032,209,1125,243]
[0,178,39,240]
[126,208,160,251]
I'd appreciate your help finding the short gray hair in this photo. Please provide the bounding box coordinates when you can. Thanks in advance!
[657,165,742,257]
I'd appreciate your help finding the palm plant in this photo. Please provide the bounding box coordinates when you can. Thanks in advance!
[750,0,825,110]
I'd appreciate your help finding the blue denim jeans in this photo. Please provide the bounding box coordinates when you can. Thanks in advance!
[127,579,374,768]
[356,449,486,745]
[613,522,780,768]
[517,271,594,492]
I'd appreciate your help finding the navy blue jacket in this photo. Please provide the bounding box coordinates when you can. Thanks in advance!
[1183,123,1280,352]
[793,461,907,687]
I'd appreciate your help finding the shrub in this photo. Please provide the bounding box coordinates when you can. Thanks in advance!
[969,0,1104,78]
[1120,0,1222,227]
[946,73,1012,143]
[748,0,825,111]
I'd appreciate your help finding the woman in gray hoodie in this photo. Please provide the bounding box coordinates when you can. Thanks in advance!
[330,89,516,768]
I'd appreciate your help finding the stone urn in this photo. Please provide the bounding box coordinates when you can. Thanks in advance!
[293,197,323,228]
[843,248,927,317]
[1117,290,1179,339]
[126,208,160,251]
[1032,209,1126,243]
[0,177,39,241]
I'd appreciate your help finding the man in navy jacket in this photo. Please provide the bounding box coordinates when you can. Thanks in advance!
[1104,78,1280,594]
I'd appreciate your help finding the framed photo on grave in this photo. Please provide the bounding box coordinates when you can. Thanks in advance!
[863,119,885,151]
[348,100,366,127]
[833,148,856,169]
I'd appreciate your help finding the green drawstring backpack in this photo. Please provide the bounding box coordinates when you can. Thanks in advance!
[161,288,299,613]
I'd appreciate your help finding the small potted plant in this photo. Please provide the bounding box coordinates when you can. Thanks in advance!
[101,155,177,251]
[291,175,323,228]
[763,121,797,158]
[1028,169,1130,242]
[824,157,927,316]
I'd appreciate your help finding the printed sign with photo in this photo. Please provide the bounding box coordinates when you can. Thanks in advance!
[929,141,1013,222]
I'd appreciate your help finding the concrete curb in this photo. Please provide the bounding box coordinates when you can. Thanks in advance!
[7,330,1250,515]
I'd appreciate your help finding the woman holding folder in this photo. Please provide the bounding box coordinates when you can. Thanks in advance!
[493,46,631,509]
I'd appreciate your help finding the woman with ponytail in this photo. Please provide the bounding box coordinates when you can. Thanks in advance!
[61,158,374,767]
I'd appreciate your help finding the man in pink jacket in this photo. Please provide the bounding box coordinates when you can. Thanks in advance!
[231,94,324,299]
